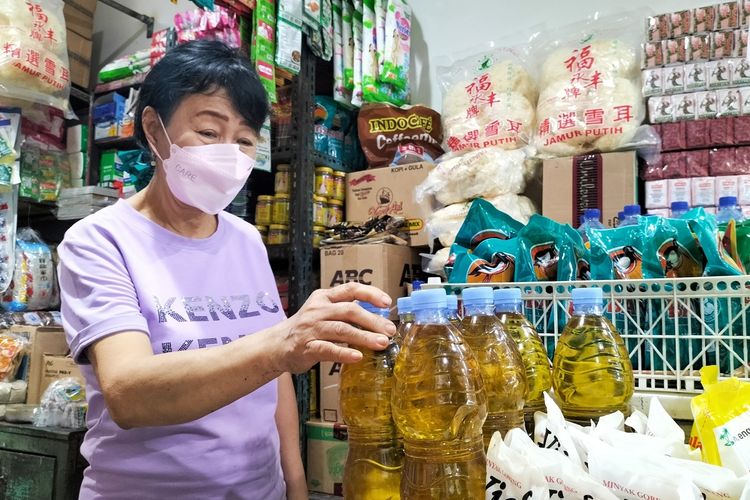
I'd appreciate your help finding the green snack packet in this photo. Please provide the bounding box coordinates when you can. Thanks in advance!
[516,215,578,282]
[448,237,519,284]
[453,198,524,250]
[687,208,744,277]
[736,220,750,272]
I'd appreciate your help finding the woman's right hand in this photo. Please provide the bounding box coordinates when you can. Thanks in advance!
[270,283,396,374]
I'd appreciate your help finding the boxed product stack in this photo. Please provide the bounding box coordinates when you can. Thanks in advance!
[65,123,87,188]
[56,186,120,220]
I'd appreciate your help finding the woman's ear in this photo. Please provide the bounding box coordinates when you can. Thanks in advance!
[141,106,168,160]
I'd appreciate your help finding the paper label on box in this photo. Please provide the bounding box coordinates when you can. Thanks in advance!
[668,178,692,204]
[743,205,750,218]
[646,180,669,208]
[663,66,685,94]
[686,63,708,90]
[642,68,664,97]
[692,177,717,206]
[715,175,740,204]
[697,91,719,119]
[737,175,750,204]
[648,208,671,217]
[718,89,742,116]
[673,93,697,120]
[649,96,675,123]
[709,60,732,88]
[319,361,342,422]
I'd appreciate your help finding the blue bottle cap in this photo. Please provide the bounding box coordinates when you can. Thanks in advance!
[719,196,738,208]
[411,289,448,310]
[446,294,458,311]
[624,205,641,217]
[617,211,624,220]
[397,296,413,314]
[583,208,601,220]
[462,287,494,307]
[671,201,689,211]
[493,287,522,305]
[571,287,603,305]
[412,280,423,291]
[358,301,390,318]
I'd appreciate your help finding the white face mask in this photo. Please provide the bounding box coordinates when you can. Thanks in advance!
[148,115,255,215]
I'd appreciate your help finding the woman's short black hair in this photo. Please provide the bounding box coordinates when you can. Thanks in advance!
[134,40,269,148]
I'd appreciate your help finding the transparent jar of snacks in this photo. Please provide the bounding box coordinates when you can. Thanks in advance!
[256,225,268,244]
[275,163,291,194]
[268,224,289,245]
[327,198,344,227]
[313,225,327,248]
[255,195,273,226]
[332,170,346,201]
[313,195,328,226]
[315,166,334,197]
[272,193,290,224]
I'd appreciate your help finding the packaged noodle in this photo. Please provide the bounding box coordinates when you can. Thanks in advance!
[451,198,523,251]
[449,237,520,284]
[380,0,410,91]
[515,215,582,282]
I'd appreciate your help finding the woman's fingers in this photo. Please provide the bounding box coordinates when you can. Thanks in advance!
[324,282,392,308]
[321,302,396,336]
[316,320,390,350]
[306,339,363,364]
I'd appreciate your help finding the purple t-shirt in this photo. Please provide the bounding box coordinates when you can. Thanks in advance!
[58,200,286,500]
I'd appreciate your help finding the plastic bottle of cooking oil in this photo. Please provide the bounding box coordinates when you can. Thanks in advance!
[494,288,552,419]
[392,289,487,499]
[552,288,634,420]
[340,301,402,499]
[394,296,414,347]
[460,287,527,447]
[446,294,461,326]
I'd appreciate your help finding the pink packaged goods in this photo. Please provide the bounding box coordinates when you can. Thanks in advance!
[711,31,735,60]
[718,2,741,30]
[661,122,687,151]
[711,116,736,144]
[646,14,670,42]
[689,34,711,61]
[718,89,742,116]
[662,151,688,178]
[735,115,750,142]
[670,10,692,38]
[736,146,750,172]
[642,156,664,181]
[710,147,738,175]
[697,91,719,119]
[686,149,710,177]
[695,6,717,33]
[736,29,749,56]
[666,38,688,65]
[686,62,708,90]
[644,42,666,68]
[742,1,750,26]
[687,119,711,148]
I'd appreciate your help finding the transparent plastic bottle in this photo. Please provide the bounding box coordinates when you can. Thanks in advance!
[341,302,402,499]
[577,208,606,243]
[670,201,690,218]
[618,204,641,227]
[446,294,461,326]
[616,211,624,227]
[494,288,552,418]
[552,288,634,420]
[717,196,745,224]
[394,296,414,347]
[460,287,527,447]
[392,289,487,500]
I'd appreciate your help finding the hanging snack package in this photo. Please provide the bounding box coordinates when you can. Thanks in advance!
[342,0,355,90]
[351,0,364,106]
[254,0,277,103]
[449,237,520,284]
[0,0,71,111]
[534,12,650,157]
[361,0,380,99]
[451,198,524,250]
[515,214,580,282]
[276,0,303,75]
[736,219,750,272]
[375,0,386,76]
[380,0,410,91]
[649,216,705,279]
[588,220,653,280]
[486,431,549,500]
[332,0,350,104]
[2,228,55,312]
[438,44,537,154]
[686,208,745,276]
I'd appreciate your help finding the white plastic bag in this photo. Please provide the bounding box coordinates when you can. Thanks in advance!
[486,431,548,500]
[533,393,585,469]
[0,0,71,111]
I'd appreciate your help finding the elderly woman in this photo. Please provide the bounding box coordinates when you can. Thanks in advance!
[58,40,394,499]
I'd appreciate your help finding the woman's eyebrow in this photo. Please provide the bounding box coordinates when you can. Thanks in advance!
[195,109,250,127]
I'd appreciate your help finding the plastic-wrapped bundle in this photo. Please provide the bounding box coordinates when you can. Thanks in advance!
[33,378,86,429]
[2,228,56,312]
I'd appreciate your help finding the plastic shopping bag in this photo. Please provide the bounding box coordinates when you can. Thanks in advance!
[485,431,547,500]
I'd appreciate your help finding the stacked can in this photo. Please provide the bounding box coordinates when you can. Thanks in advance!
[314,166,346,248]
[255,163,292,245]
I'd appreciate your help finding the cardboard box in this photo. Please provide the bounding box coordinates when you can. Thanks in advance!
[320,243,422,313]
[39,354,83,400]
[306,420,348,496]
[63,0,96,40]
[692,176,717,206]
[319,361,342,423]
[715,175,740,205]
[66,29,92,89]
[645,180,669,209]
[738,175,750,204]
[542,151,639,228]
[345,163,435,247]
[648,208,671,217]
[10,326,68,404]
[668,178,692,204]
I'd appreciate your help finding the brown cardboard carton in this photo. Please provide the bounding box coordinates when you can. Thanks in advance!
[63,0,97,40]
[345,163,435,247]
[66,29,92,88]
[39,354,83,400]
[306,420,348,496]
[319,360,342,422]
[11,326,68,405]
[542,151,639,227]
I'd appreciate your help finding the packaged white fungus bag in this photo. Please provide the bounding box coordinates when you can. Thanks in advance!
[534,12,647,157]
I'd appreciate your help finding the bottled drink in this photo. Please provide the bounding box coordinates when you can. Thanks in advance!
[446,294,460,326]
[618,204,641,227]
[394,296,414,347]
[552,288,634,420]
[341,302,402,499]
[577,208,606,243]
[460,287,527,447]
[392,289,487,499]
[494,288,552,417]
[616,211,624,226]
[717,196,745,224]
[670,201,690,218]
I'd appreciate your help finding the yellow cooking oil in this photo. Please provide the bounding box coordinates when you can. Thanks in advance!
[394,296,415,347]
[552,288,634,420]
[340,302,402,499]
[494,288,552,416]
[460,287,527,448]
[392,289,487,500]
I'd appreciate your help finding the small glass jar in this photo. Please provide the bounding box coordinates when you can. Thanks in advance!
[275,163,291,194]
[312,225,327,248]
[255,195,273,226]
[255,225,268,244]
[313,195,328,226]
[315,166,334,197]
[332,170,346,201]
[327,198,344,227]
[268,224,289,245]
[272,193,290,224]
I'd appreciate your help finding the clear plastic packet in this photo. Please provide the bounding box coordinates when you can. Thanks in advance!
[0,0,71,112]
[33,377,86,429]
[2,227,56,312]
[486,431,548,500]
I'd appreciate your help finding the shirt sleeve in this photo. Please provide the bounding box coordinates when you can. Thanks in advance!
[58,220,149,363]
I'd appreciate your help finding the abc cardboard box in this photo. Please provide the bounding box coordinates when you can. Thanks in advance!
[345,162,435,247]
[306,420,348,496]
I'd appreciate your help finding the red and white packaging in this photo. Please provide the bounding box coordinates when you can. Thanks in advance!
[646,180,669,208]
[695,6,718,33]
[736,28,749,56]
[711,30,736,60]
[715,175,740,205]
[718,88,742,116]
[668,178,692,204]
[649,95,675,123]
[663,66,685,94]
[692,176,717,206]
[644,41,666,68]
[742,1,750,26]
[648,208,671,217]
[688,34,712,61]
[718,1,741,30]
[646,14,670,42]
[670,10,692,38]
[665,38,688,65]
[738,174,750,204]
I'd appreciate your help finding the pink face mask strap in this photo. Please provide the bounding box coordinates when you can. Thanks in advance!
[146,114,173,162]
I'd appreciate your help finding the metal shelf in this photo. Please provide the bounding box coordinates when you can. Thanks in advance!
[94,72,148,94]
[69,85,90,104]
[265,244,289,261]
[94,136,140,150]
[311,150,349,172]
